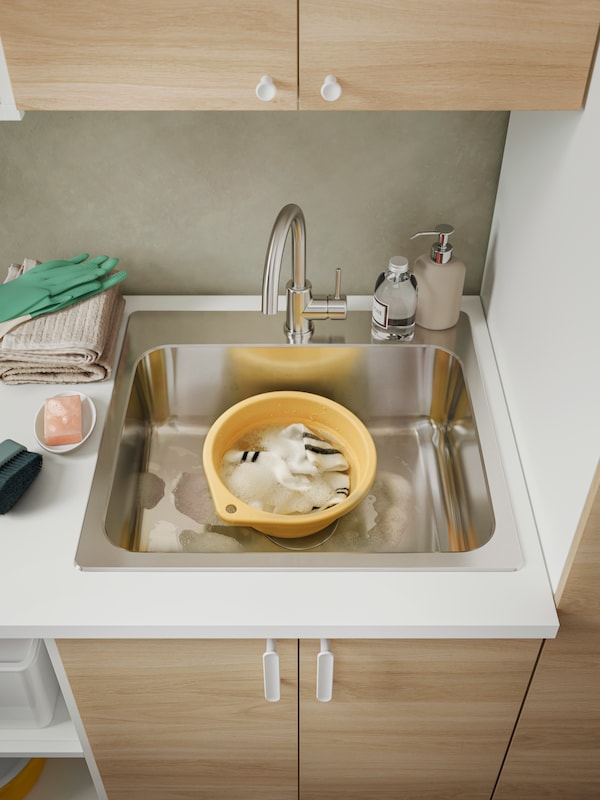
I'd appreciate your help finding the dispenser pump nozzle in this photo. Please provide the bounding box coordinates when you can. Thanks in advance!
[411,224,455,264]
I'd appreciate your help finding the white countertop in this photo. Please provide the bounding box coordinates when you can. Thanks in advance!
[0,296,558,639]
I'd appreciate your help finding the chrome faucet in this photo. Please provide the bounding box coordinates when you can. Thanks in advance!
[262,203,347,343]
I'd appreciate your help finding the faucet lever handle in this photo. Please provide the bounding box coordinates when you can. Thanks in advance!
[333,267,342,300]
[325,267,347,321]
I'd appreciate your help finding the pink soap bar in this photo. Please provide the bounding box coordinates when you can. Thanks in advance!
[44,395,83,446]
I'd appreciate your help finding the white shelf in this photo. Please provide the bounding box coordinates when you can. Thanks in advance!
[0,693,82,757]
[26,758,98,800]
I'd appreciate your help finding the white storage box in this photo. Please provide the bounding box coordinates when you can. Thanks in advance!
[0,640,59,728]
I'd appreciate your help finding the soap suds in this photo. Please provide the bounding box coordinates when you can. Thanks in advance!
[219,423,350,515]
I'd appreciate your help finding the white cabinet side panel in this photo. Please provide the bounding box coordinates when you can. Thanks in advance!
[482,53,600,590]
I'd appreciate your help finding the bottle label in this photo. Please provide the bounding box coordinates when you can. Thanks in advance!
[388,312,416,327]
[372,296,388,327]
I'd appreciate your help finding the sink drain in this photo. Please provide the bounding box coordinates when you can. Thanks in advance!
[265,520,339,551]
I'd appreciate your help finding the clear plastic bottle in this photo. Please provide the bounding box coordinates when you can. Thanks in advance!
[371,256,417,341]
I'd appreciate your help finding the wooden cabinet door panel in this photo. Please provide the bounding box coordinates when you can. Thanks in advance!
[299,0,600,110]
[299,638,540,799]
[0,1,298,110]
[58,638,298,800]
[494,471,600,799]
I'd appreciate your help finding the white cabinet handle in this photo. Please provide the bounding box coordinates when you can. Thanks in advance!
[256,75,277,102]
[263,638,280,701]
[316,639,334,702]
[320,75,342,102]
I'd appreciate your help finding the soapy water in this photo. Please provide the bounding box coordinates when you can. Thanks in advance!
[144,468,413,553]
[136,472,165,510]
[139,428,417,554]
[219,423,350,516]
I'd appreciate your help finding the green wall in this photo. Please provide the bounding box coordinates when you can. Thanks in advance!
[0,111,508,295]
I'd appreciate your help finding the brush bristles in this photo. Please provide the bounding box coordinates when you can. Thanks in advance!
[0,450,43,514]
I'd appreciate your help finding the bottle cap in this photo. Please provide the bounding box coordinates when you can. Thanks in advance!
[388,256,409,273]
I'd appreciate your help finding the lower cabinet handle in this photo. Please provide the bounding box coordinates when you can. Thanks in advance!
[263,638,280,702]
[316,639,334,702]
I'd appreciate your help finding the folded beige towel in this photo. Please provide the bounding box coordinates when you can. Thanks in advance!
[0,258,125,384]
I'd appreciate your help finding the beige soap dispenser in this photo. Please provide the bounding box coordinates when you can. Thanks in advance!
[411,224,466,330]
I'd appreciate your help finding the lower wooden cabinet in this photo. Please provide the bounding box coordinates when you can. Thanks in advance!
[299,640,540,800]
[493,472,600,799]
[57,638,540,800]
[57,639,298,800]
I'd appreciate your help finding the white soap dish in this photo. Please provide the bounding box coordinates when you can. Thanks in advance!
[34,392,96,454]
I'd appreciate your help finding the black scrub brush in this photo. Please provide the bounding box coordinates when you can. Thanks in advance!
[0,439,43,514]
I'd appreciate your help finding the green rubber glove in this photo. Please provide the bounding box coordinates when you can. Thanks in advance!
[24,266,127,317]
[0,254,124,323]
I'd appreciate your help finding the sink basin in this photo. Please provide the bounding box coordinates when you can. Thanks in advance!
[75,310,522,570]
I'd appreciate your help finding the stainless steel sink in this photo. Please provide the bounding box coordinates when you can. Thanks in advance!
[75,310,522,570]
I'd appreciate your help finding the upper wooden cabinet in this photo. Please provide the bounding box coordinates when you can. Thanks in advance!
[1,1,598,110]
[299,0,600,110]
[0,0,298,110]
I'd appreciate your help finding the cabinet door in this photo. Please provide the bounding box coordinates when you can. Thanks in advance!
[0,1,297,110]
[299,638,540,799]
[494,473,600,799]
[299,0,599,110]
[57,639,298,800]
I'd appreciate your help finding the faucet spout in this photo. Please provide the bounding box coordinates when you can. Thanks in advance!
[262,203,306,315]
[261,203,347,344]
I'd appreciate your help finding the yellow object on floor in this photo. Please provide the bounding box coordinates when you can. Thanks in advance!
[0,758,45,799]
